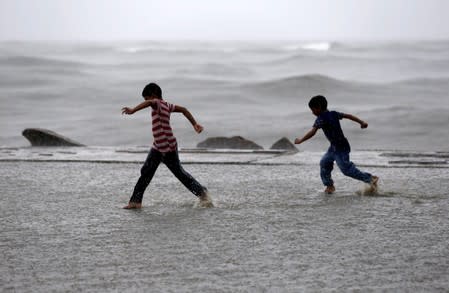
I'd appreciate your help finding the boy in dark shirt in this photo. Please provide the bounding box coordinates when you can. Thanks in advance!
[294,95,378,194]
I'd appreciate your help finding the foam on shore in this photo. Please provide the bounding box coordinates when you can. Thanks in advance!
[0,146,447,168]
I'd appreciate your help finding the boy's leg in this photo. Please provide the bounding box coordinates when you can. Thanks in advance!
[320,148,335,188]
[163,151,208,197]
[334,151,372,183]
[126,148,162,206]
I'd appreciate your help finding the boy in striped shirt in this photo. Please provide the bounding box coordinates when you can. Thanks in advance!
[121,83,213,209]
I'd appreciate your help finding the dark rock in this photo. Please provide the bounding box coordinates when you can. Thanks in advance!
[269,137,298,153]
[197,136,263,150]
[22,128,85,147]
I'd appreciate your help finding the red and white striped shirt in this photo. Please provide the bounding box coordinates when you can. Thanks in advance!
[151,99,177,153]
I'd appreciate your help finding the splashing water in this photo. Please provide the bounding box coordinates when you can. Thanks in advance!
[356,183,379,196]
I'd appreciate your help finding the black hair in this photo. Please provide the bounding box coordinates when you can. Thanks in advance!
[142,83,162,98]
[308,95,328,110]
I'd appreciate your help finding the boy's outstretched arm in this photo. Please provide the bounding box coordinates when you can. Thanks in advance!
[173,105,204,133]
[342,113,368,128]
[122,100,154,115]
[294,127,318,145]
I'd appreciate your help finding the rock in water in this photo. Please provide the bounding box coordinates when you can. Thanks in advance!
[269,137,298,153]
[197,136,263,150]
[22,128,85,147]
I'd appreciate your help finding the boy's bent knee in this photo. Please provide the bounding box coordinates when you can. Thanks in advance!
[320,159,333,169]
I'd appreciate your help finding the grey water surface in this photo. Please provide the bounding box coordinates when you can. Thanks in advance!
[1,40,449,292]
[1,40,449,151]
[1,160,448,292]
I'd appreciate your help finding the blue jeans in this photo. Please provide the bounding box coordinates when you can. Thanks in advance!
[129,148,207,203]
[320,147,372,187]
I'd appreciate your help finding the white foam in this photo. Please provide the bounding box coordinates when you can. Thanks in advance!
[283,42,332,52]
[301,42,332,51]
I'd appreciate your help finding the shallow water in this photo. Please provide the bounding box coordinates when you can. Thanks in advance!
[1,161,448,292]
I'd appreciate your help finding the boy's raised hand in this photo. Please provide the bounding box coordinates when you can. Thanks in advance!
[121,107,135,115]
[194,124,204,133]
[360,121,368,129]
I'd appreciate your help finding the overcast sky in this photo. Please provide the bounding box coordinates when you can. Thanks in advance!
[1,0,448,41]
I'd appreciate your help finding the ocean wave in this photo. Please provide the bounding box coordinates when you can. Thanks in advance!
[178,62,254,77]
[331,39,449,52]
[282,42,333,52]
[273,51,449,68]
[115,41,335,55]
[117,46,193,54]
[388,76,449,87]
[0,55,83,67]
[239,73,449,100]
[115,43,242,55]
[253,74,449,89]
[0,74,53,87]
[242,74,362,92]
[156,74,356,92]
[158,76,237,87]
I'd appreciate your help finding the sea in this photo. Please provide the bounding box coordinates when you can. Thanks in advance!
[1,40,449,292]
[1,40,449,150]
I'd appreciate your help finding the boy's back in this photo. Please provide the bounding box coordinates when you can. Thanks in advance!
[313,110,350,151]
[151,99,177,153]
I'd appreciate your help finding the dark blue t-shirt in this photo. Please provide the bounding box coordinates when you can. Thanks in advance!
[313,110,350,151]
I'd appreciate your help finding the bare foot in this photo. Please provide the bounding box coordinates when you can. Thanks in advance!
[198,192,214,208]
[123,202,142,209]
[324,185,336,194]
[371,176,379,187]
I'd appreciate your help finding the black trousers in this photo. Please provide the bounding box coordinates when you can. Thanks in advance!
[129,148,206,203]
